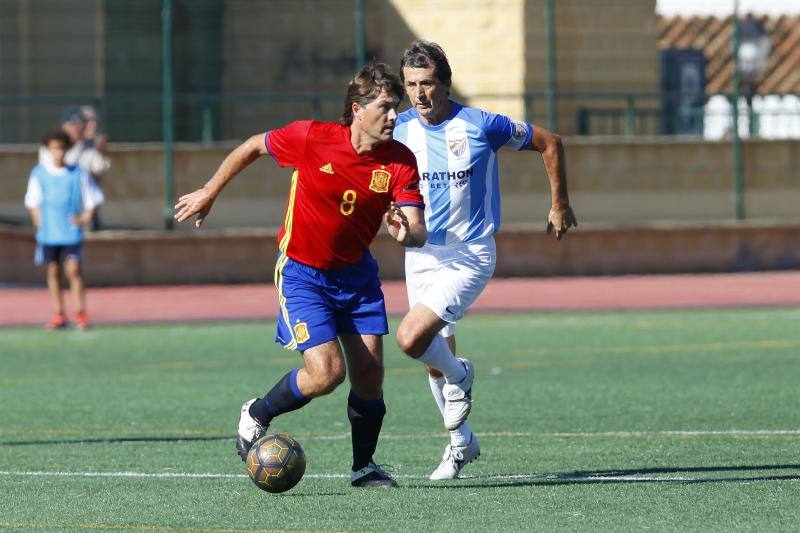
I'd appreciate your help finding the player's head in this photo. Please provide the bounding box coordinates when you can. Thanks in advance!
[342,62,403,143]
[400,40,452,125]
[400,40,452,88]
[41,128,72,168]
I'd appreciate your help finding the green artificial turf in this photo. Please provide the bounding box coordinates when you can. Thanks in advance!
[1,308,799,531]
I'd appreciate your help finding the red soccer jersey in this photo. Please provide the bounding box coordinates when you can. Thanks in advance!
[267,120,424,269]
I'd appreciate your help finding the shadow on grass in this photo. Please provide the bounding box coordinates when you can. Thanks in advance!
[407,464,800,489]
[4,437,800,489]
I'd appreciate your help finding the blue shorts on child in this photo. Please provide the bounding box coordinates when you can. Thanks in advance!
[274,250,388,352]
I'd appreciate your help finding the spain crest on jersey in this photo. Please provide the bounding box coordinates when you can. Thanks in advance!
[293,322,310,344]
[369,169,391,193]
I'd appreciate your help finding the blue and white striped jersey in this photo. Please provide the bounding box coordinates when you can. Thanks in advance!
[393,101,532,245]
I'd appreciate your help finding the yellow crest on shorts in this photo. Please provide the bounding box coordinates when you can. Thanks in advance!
[369,169,391,193]
[293,322,310,344]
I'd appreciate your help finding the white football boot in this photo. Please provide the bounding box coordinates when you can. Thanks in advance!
[236,398,267,461]
[442,358,475,431]
[429,435,481,480]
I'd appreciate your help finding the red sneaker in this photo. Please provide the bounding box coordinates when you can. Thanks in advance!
[46,312,68,330]
[75,311,89,331]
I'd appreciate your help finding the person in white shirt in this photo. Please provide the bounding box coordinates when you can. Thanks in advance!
[393,41,577,480]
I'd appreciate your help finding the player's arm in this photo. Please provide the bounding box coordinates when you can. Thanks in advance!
[81,208,94,225]
[28,207,41,229]
[525,125,577,240]
[73,172,100,226]
[384,203,427,247]
[174,132,269,227]
[70,208,94,227]
[24,175,42,229]
[81,147,111,176]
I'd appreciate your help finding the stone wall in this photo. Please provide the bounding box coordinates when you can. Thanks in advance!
[1,0,660,141]
[2,138,798,230]
[2,222,798,286]
[381,0,527,120]
[0,1,102,142]
[523,0,659,133]
[217,0,534,129]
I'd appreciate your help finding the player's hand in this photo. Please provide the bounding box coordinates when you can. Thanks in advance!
[546,204,577,241]
[384,202,410,244]
[174,187,215,228]
[70,212,91,226]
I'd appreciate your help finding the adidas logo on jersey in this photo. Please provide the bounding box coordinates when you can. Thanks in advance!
[319,163,334,174]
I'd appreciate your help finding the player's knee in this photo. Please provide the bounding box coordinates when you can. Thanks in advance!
[311,360,346,395]
[330,365,347,389]
[395,327,423,358]
[64,262,80,279]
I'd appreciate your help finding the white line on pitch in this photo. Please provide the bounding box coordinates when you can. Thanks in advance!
[1,470,797,483]
[0,470,716,482]
[543,430,800,437]
[0,470,247,479]
[310,429,800,441]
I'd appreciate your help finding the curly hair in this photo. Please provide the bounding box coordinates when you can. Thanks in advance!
[40,128,72,148]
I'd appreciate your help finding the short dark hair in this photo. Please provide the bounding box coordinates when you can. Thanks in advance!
[400,40,452,88]
[340,61,403,126]
[41,128,71,148]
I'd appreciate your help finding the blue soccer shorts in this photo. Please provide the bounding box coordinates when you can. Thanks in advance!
[274,251,389,352]
[37,243,83,265]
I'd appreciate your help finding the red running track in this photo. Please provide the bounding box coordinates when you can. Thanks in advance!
[2,271,799,328]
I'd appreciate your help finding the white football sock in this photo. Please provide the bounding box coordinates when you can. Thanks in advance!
[428,374,446,415]
[450,422,473,447]
[417,334,466,384]
[429,373,473,447]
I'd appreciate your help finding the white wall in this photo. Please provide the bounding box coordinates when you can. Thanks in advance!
[704,94,800,139]
[657,0,800,16]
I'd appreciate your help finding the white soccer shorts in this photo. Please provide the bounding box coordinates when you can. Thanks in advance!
[404,236,496,337]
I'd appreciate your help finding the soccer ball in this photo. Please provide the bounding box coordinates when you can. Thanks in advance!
[246,434,306,493]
